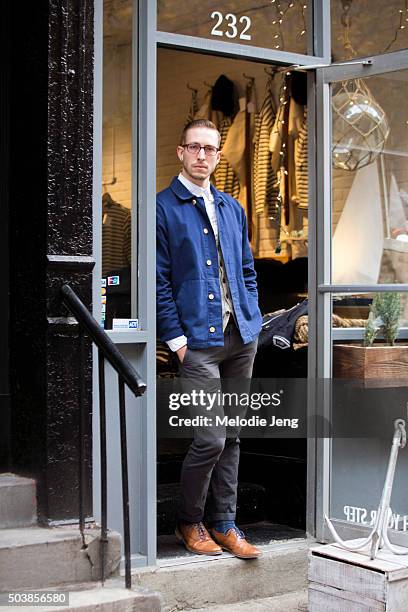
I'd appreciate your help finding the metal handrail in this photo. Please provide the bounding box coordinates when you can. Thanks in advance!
[61,284,146,589]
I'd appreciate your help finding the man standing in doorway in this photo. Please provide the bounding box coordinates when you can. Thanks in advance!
[156,119,262,559]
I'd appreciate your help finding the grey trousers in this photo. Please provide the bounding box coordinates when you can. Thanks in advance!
[178,318,258,523]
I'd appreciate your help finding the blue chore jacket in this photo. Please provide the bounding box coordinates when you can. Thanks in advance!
[156,177,262,349]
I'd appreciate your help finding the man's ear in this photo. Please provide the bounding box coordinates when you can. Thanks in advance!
[176,146,184,162]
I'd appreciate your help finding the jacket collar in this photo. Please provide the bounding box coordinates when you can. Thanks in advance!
[170,176,226,206]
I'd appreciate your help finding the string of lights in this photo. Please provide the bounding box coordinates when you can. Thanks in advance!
[338,0,408,57]
[383,0,408,52]
[270,0,307,50]
[299,1,307,38]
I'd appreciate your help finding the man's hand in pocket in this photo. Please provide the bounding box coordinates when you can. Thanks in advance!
[177,345,188,363]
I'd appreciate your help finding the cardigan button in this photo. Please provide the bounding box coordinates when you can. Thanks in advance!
[209,326,215,333]
[203,228,209,234]
[192,199,197,205]
[208,293,214,300]
[206,259,212,266]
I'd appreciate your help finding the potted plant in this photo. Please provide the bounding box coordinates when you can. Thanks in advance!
[333,293,408,386]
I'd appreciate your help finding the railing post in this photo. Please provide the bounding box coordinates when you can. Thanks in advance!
[98,348,108,583]
[78,329,86,547]
[118,376,131,589]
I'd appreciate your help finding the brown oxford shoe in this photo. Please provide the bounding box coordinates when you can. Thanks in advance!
[175,521,223,556]
[209,527,262,559]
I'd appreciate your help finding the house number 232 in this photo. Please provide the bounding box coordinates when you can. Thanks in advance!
[210,12,252,41]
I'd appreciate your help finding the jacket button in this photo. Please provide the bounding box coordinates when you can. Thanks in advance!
[192,199,197,205]
[209,326,215,333]
[206,259,212,266]
[203,228,209,234]
[208,293,214,300]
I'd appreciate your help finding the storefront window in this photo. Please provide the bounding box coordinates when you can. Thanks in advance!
[331,70,408,286]
[330,291,408,534]
[157,1,309,54]
[102,0,134,330]
[331,0,408,61]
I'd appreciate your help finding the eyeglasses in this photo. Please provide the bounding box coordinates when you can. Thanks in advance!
[181,142,219,156]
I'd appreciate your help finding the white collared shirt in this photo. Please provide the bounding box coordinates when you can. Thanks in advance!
[165,174,235,352]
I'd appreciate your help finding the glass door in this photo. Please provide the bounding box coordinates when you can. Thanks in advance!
[315,49,408,545]
[153,0,330,554]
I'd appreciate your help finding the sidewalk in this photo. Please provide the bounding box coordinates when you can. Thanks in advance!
[190,590,308,611]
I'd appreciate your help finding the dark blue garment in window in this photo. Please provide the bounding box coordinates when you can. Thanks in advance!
[258,299,308,350]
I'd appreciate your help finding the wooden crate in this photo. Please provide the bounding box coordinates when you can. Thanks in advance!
[309,539,408,611]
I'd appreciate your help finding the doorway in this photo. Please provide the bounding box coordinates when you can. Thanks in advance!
[155,48,309,558]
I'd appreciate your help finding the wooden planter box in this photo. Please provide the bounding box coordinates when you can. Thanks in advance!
[333,344,408,387]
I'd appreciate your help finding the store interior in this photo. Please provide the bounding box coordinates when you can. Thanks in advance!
[102,0,408,553]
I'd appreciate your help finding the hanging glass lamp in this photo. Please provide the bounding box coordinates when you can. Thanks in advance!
[332,78,390,171]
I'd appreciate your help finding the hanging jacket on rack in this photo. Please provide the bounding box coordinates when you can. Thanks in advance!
[253,81,280,216]
[211,74,238,117]
[295,107,308,210]
[282,73,308,214]
[210,75,241,198]
[185,86,199,125]
[102,194,131,277]
[222,101,247,212]
[194,88,212,120]
[193,88,222,127]
[214,115,240,199]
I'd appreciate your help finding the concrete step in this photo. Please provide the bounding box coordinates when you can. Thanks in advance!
[132,538,310,612]
[189,590,308,611]
[0,526,121,591]
[0,473,37,528]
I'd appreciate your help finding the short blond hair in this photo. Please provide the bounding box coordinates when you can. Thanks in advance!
[180,119,221,147]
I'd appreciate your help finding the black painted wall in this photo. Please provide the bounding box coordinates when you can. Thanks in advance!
[8,0,94,523]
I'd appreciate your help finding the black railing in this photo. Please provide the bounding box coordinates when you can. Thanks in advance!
[61,284,146,589]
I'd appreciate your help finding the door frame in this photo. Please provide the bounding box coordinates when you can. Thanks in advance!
[94,0,332,567]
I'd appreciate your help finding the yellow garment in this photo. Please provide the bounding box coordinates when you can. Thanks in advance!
[287,99,308,210]
[194,90,223,128]
[269,122,282,176]
[222,98,252,215]
[222,107,246,184]
[214,116,240,199]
